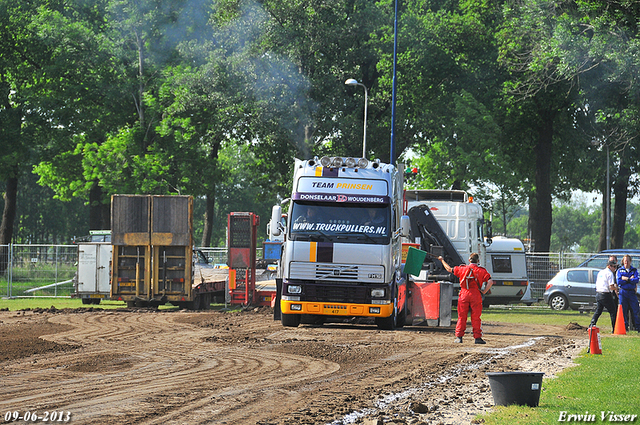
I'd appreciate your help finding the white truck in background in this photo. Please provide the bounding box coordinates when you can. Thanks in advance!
[404,189,529,307]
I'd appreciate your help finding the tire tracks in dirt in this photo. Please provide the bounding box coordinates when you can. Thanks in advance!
[0,311,341,424]
[0,310,585,425]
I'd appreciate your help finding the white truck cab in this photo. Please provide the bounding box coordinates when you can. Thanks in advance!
[404,190,529,306]
[272,156,411,329]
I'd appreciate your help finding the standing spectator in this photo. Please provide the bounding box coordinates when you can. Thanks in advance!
[439,253,494,344]
[590,259,619,331]
[616,254,640,332]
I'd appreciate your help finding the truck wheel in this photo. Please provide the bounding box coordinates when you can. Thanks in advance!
[200,293,211,310]
[126,301,136,308]
[81,298,92,305]
[186,294,201,310]
[396,304,407,328]
[92,299,101,305]
[281,312,301,327]
[375,299,397,330]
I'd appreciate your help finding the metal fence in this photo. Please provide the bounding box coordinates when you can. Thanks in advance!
[0,244,78,298]
[526,252,599,300]
[0,245,261,298]
[0,244,599,301]
[197,247,230,265]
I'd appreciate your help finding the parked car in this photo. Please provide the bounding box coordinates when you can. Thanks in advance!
[543,267,601,311]
[578,249,640,268]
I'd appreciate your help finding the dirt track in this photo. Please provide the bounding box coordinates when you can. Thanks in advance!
[0,307,587,425]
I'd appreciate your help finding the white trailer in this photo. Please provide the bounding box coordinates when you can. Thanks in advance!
[74,242,112,305]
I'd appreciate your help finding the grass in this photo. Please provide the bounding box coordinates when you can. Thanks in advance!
[0,297,238,311]
[481,305,599,329]
[478,335,640,424]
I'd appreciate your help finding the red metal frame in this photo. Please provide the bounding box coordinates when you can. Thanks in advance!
[227,212,258,305]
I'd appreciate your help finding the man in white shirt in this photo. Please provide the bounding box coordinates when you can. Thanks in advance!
[590,259,619,331]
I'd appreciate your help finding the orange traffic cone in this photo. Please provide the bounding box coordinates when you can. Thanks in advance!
[588,326,602,354]
[614,304,626,335]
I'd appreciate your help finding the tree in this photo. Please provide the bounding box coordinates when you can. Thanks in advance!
[259,0,390,159]
[387,0,509,190]
[0,0,74,267]
[496,0,591,252]
[546,0,640,249]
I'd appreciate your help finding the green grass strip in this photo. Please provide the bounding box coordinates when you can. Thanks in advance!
[0,297,239,311]
[479,334,640,424]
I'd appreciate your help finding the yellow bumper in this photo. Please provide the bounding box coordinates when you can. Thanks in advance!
[281,300,394,317]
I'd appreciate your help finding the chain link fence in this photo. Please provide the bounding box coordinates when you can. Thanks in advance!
[526,252,599,300]
[0,244,78,298]
[0,245,262,298]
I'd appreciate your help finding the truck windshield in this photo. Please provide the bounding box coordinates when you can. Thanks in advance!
[290,202,390,243]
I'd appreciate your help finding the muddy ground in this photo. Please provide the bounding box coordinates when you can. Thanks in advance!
[0,307,587,425]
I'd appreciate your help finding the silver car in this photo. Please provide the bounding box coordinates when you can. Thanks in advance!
[543,267,601,311]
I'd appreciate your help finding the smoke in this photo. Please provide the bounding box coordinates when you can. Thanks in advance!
[166,0,317,156]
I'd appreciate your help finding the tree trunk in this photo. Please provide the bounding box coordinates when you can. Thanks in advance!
[89,182,111,230]
[611,154,630,249]
[530,117,553,252]
[500,190,508,235]
[200,141,221,247]
[200,191,215,247]
[597,177,608,252]
[0,176,18,245]
[0,176,18,275]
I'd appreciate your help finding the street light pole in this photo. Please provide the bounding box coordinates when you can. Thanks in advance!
[606,143,610,250]
[345,79,368,158]
[390,0,399,165]
[593,139,610,250]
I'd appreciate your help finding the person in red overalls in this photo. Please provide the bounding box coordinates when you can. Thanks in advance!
[439,253,494,344]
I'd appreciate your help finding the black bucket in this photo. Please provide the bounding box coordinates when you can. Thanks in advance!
[486,372,544,407]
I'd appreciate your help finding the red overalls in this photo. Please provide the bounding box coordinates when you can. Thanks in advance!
[453,264,491,339]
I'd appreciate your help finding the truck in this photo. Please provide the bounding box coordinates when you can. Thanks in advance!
[270,156,452,330]
[404,189,529,306]
[110,195,226,309]
[73,241,112,304]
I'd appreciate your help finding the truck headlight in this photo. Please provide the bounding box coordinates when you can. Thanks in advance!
[288,285,302,294]
[290,304,302,311]
[371,288,385,298]
[369,307,381,314]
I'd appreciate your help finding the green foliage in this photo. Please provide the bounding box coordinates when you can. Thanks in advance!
[550,201,600,252]
[2,0,640,250]
[13,172,89,243]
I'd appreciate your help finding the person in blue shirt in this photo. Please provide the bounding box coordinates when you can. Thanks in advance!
[616,254,640,332]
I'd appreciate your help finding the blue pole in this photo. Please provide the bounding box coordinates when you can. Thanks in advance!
[390,0,399,165]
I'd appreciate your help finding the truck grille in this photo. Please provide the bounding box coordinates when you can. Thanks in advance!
[305,284,368,303]
[289,262,385,283]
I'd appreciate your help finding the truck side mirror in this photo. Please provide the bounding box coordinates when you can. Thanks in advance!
[270,205,282,237]
[400,215,410,238]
